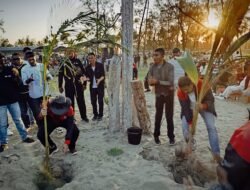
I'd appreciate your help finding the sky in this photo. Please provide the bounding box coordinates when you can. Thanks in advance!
[0,0,153,44]
[0,0,99,44]
[0,0,52,44]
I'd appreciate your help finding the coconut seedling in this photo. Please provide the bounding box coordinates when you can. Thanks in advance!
[176,0,250,159]
[41,10,95,175]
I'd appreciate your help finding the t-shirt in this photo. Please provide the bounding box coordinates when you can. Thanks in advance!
[92,66,97,88]
[168,58,185,87]
[188,91,196,110]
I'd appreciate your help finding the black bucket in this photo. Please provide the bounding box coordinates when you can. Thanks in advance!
[127,127,143,145]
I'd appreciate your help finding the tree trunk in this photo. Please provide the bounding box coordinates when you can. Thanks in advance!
[121,0,133,132]
[131,80,151,135]
[137,0,149,56]
[108,55,121,133]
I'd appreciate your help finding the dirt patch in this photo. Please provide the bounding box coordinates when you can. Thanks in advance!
[34,159,73,190]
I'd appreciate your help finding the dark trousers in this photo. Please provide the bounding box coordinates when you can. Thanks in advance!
[37,118,79,151]
[65,84,87,119]
[28,97,43,122]
[144,71,150,90]
[90,87,104,117]
[144,78,150,90]
[154,94,175,140]
[18,99,31,128]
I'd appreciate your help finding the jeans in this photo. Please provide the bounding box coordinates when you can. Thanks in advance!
[0,102,28,144]
[154,94,175,140]
[181,111,220,154]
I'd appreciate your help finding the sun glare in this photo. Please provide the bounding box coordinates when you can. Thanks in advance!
[205,9,220,28]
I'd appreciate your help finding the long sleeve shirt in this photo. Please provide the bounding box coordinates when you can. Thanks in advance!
[148,61,174,96]
[21,63,53,99]
[168,58,185,87]
[58,57,86,88]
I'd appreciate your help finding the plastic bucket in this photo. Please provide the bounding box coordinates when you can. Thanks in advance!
[127,127,142,145]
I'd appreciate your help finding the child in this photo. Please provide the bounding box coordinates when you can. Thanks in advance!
[177,76,220,157]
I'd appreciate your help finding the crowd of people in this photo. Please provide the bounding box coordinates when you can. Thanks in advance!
[0,46,249,189]
[0,47,105,155]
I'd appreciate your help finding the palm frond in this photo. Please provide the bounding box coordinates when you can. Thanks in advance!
[222,31,250,62]
[188,0,250,137]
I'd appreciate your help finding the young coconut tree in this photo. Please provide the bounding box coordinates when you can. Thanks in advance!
[41,11,95,173]
[176,0,250,160]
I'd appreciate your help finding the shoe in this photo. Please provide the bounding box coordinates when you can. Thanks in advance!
[0,144,8,152]
[7,128,13,136]
[154,136,161,144]
[49,145,59,156]
[97,116,103,121]
[169,139,176,146]
[92,116,98,121]
[23,137,35,143]
[144,89,151,92]
[70,149,78,155]
[82,117,89,123]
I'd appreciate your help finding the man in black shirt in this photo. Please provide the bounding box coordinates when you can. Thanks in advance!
[0,53,34,152]
[58,49,89,122]
[84,53,105,121]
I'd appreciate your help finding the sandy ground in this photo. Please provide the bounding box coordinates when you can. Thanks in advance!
[0,89,249,190]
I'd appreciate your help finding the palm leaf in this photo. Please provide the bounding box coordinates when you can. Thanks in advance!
[222,31,250,62]
[189,0,250,139]
[176,51,199,85]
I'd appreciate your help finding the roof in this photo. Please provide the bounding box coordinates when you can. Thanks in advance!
[0,46,41,54]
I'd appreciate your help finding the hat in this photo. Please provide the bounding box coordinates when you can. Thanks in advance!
[49,95,72,115]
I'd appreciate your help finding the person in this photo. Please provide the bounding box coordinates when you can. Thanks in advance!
[148,48,175,145]
[216,62,250,100]
[11,53,32,129]
[22,47,35,125]
[199,61,208,79]
[168,47,185,88]
[144,62,153,92]
[143,53,148,67]
[177,76,220,157]
[132,63,138,80]
[0,53,35,152]
[37,95,79,155]
[21,51,53,121]
[58,49,89,122]
[216,110,250,190]
[84,52,105,121]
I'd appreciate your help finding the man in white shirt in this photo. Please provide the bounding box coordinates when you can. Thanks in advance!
[21,51,53,121]
[168,48,185,88]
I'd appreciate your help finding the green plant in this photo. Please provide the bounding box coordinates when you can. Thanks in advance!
[41,10,95,172]
[107,148,124,156]
[177,0,250,153]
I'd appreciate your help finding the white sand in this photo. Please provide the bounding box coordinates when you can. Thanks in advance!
[0,91,249,190]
